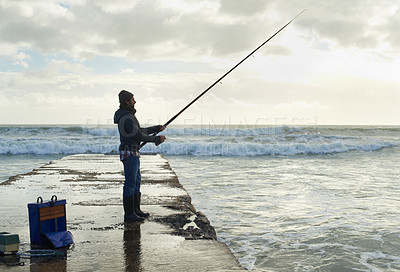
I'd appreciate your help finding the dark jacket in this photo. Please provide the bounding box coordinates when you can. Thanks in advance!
[114,108,162,151]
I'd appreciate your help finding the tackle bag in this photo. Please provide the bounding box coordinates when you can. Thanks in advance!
[27,195,74,248]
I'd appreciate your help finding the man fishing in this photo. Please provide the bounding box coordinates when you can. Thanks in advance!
[114,90,166,222]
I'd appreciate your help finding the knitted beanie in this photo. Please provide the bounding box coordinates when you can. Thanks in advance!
[118,90,133,104]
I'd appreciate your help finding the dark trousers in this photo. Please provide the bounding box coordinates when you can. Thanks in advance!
[122,155,141,198]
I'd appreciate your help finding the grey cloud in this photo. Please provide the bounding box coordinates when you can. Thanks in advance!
[93,1,275,59]
[0,2,76,52]
[276,0,398,52]
[0,0,287,60]
[381,9,400,48]
[218,0,270,16]
[1,0,399,61]
[170,15,267,57]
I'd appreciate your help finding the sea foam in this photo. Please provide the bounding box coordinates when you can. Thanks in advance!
[0,125,398,156]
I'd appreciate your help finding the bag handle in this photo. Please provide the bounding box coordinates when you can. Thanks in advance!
[36,195,58,204]
[50,195,57,206]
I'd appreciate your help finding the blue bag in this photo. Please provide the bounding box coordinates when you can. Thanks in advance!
[27,195,74,248]
[41,231,74,249]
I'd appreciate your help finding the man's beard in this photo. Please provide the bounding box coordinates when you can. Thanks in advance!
[127,103,136,113]
[120,102,136,113]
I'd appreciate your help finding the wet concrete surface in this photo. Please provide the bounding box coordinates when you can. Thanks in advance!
[0,154,246,271]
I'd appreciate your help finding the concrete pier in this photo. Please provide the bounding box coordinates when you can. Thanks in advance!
[0,154,246,271]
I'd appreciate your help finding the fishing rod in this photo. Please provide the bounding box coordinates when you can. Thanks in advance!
[140,9,306,150]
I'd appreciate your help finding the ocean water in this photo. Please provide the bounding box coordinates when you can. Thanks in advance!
[1,124,400,271]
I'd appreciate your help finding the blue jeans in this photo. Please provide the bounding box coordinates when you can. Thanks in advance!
[122,155,141,198]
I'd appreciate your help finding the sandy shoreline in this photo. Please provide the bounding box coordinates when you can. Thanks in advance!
[0,154,246,271]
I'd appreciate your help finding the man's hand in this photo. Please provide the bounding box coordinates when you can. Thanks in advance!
[159,135,166,143]
[156,135,166,146]
[160,126,166,131]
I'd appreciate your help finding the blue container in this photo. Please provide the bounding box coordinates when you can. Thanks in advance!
[27,195,73,248]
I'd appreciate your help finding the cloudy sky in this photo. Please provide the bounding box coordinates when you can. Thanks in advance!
[1,0,399,126]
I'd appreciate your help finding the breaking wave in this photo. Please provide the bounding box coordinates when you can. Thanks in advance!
[0,125,398,156]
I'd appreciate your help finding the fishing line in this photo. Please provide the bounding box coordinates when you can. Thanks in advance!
[140,9,306,150]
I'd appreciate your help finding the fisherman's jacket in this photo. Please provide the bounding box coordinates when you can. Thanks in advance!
[114,108,162,152]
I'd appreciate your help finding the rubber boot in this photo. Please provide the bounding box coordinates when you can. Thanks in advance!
[123,196,144,222]
[134,193,150,218]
